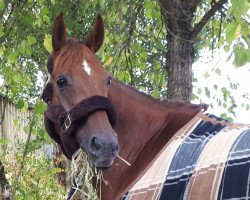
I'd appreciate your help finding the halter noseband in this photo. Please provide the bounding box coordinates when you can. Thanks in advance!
[42,82,117,159]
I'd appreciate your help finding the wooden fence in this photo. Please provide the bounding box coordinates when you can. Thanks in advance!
[0,95,52,156]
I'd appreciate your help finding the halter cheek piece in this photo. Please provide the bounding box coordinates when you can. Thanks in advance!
[42,82,117,159]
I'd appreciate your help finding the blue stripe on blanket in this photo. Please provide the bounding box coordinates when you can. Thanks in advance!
[218,129,250,200]
[160,115,225,200]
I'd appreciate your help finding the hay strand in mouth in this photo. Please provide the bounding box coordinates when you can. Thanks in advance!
[68,150,130,199]
[117,155,131,166]
[69,149,101,200]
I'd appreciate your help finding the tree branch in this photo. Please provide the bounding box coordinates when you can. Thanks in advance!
[158,0,179,33]
[191,0,228,40]
[111,0,144,72]
[14,112,36,197]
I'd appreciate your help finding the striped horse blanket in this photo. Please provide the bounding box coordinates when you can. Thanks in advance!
[122,112,250,200]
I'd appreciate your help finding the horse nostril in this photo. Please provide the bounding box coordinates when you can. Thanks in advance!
[90,137,102,152]
[89,136,119,157]
[112,143,120,155]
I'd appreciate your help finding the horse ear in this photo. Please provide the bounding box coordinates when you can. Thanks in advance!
[52,12,66,52]
[85,14,104,53]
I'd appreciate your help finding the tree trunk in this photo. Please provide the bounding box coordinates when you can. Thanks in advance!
[165,34,194,101]
[159,0,228,101]
[53,145,70,188]
[0,161,13,200]
[160,0,198,101]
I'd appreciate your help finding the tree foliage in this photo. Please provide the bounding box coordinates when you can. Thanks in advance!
[0,0,249,198]
[194,0,250,66]
[0,0,249,100]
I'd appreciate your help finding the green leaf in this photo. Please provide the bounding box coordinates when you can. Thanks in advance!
[226,117,234,122]
[51,0,56,6]
[145,9,152,18]
[144,0,151,9]
[213,84,218,90]
[233,45,248,67]
[140,51,147,59]
[152,88,160,97]
[24,14,34,26]
[13,119,20,126]
[16,99,24,109]
[131,43,143,52]
[155,41,165,51]
[99,0,105,6]
[0,26,4,37]
[231,0,250,16]
[205,87,210,98]
[0,0,5,10]
[34,100,46,114]
[92,0,98,7]
[0,138,9,144]
[116,71,125,80]
[23,124,29,133]
[121,5,128,15]
[0,46,4,56]
[220,113,228,119]
[19,40,28,54]
[13,72,21,83]
[223,45,230,52]
[44,34,52,53]
[7,51,18,62]
[226,22,240,43]
[41,7,49,16]
[215,68,221,76]
[27,36,37,45]
[221,87,230,101]
[241,22,249,37]
[21,101,29,112]
[37,0,45,4]
[246,104,250,111]
[203,72,210,79]
[2,65,11,76]
[43,15,50,23]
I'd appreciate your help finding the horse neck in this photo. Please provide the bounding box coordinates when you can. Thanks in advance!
[103,80,201,199]
[108,81,168,162]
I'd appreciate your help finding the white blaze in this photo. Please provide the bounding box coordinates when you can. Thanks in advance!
[83,60,91,76]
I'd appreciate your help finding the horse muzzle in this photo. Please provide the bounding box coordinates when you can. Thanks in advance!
[86,135,120,168]
[76,133,120,168]
[43,93,118,164]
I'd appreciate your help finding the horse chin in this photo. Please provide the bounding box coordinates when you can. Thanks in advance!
[87,153,116,169]
[93,162,113,170]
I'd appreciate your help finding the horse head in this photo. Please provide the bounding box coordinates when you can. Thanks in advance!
[44,13,119,168]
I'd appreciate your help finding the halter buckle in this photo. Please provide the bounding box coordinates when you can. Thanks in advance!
[63,114,72,130]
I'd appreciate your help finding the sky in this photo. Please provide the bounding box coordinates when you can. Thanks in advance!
[193,48,250,124]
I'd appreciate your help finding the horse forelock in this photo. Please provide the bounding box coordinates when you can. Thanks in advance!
[48,38,90,74]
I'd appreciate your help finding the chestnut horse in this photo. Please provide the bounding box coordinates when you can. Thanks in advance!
[43,13,207,200]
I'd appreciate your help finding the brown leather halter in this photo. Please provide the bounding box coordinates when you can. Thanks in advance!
[42,82,117,159]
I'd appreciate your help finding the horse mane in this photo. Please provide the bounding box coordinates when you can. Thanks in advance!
[111,79,200,111]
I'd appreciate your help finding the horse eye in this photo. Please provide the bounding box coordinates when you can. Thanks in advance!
[107,77,112,85]
[56,76,67,88]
